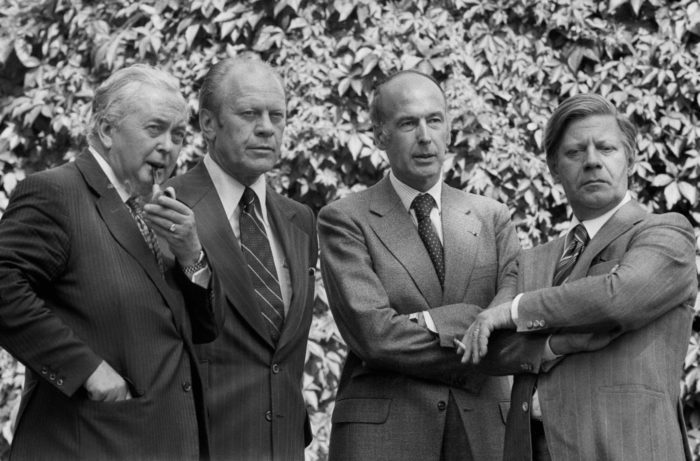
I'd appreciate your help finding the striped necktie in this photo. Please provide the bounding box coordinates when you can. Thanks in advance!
[126,196,165,274]
[411,193,445,287]
[552,224,589,286]
[239,187,285,343]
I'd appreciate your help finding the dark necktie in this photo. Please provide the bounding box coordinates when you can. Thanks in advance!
[411,193,445,287]
[552,223,589,286]
[239,187,285,343]
[126,196,165,274]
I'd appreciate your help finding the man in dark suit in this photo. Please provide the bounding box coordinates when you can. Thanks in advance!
[317,70,560,461]
[0,64,222,460]
[168,57,317,461]
[460,93,697,460]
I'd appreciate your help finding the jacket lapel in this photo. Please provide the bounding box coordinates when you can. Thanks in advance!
[567,200,646,282]
[441,186,483,304]
[74,152,184,328]
[174,162,274,347]
[368,177,442,308]
[266,189,310,351]
[524,239,564,291]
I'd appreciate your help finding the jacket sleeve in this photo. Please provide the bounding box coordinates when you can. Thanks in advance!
[0,176,102,396]
[515,213,697,334]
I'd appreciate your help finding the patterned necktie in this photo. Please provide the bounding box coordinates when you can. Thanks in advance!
[239,187,285,343]
[552,223,589,286]
[411,193,445,287]
[126,196,165,274]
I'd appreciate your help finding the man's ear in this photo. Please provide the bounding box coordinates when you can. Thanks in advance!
[373,125,387,150]
[200,108,217,144]
[97,119,114,149]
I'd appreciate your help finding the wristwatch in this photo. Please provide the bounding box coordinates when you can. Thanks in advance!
[182,250,208,277]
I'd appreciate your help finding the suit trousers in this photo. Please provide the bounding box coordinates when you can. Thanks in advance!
[440,391,472,461]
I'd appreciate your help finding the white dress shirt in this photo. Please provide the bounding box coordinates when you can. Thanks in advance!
[203,155,292,314]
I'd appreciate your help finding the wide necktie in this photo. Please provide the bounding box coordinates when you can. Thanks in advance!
[126,196,165,274]
[239,187,285,343]
[552,223,590,286]
[411,193,445,287]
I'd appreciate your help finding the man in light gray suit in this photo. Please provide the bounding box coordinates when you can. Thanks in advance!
[318,70,556,461]
[460,93,697,461]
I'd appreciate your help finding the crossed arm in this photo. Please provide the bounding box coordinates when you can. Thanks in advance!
[459,213,697,364]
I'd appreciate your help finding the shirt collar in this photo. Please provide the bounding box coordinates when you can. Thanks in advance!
[571,191,632,240]
[389,172,443,212]
[89,146,130,202]
[203,154,268,219]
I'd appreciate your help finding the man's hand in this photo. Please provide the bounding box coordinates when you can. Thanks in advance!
[455,302,515,364]
[83,361,132,402]
[549,331,622,356]
[143,186,202,266]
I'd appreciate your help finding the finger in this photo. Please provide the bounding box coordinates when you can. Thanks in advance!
[153,194,189,214]
[471,325,481,364]
[453,338,466,356]
[478,326,492,358]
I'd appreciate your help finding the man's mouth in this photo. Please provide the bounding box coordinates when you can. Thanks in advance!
[147,162,166,184]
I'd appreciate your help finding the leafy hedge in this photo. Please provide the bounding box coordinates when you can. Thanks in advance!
[1,0,699,459]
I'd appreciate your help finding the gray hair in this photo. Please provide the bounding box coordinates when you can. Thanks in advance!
[544,93,637,171]
[88,64,187,145]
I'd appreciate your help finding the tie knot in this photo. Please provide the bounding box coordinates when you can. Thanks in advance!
[126,196,144,214]
[571,224,589,246]
[240,187,256,214]
[411,193,436,221]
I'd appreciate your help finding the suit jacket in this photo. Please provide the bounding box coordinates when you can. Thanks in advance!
[169,161,318,461]
[504,200,697,461]
[0,152,222,461]
[318,177,549,461]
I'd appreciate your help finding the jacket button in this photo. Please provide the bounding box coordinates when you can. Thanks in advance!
[265,410,273,422]
[437,401,447,411]
[522,402,529,412]
[56,377,64,386]
[49,373,56,381]
[41,366,48,375]
[520,363,531,371]
[308,267,315,276]
[182,381,192,392]
[527,321,534,329]
[271,363,280,374]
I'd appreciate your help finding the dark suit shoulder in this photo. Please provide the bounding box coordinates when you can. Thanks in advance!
[269,189,315,232]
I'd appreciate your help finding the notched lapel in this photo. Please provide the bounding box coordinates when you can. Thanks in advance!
[441,190,483,304]
[177,165,275,348]
[266,191,311,351]
[75,153,183,331]
[368,179,442,308]
[567,201,646,283]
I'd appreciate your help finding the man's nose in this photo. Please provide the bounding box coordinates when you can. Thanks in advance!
[416,119,430,143]
[583,143,603,168]
[255,112,274,136]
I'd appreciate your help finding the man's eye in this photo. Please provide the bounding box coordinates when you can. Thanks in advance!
[147,126,163,136]
[270,112,285,123]
[171,131,185,145]
[240,111,256,119]
[427,117,443,127]
[398,120,417,131]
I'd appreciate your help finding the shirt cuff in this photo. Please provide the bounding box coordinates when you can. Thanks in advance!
[190,266,211,288]
[422,311,437,334]
[543,335,561,362]
[511,293,523,321]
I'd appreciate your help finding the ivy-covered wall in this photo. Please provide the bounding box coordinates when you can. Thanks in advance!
[1,0,699,459]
